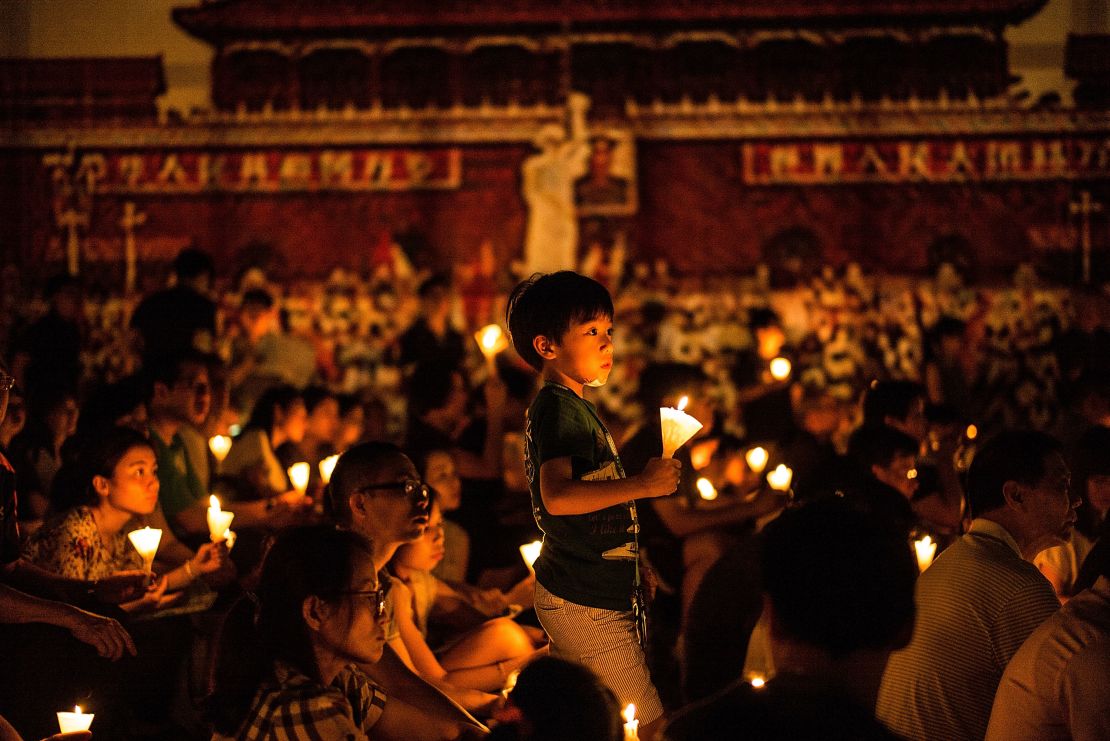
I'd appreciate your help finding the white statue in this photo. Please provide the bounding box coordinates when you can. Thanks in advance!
[522,92,590,275]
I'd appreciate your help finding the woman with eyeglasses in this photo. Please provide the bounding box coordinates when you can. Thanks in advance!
[208,525,392,740]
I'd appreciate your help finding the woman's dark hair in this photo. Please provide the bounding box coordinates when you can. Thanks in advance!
[50,426,154,514]
[207,526,374,735]
[493,657,622,741]
[245,385,303,437]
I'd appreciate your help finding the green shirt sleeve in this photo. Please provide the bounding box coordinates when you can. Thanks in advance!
[531,389,598,468]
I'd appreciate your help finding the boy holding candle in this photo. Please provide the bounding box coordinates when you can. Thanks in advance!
[506,271,680,739]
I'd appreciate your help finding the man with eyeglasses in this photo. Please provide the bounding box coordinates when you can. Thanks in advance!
[327,441,493,739]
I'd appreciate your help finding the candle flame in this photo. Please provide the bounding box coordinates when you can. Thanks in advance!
[474,324,508,358]
[966,424,978,440]
[767,464,793,492]
[288,462,310,494]
[677,396,689,411]
[208,434,232,462]
[769,357,792,381]
[915,535,937,573]
[520,540,542,569]
[696,477,718,501]
[209,494,220,511]
[319,454,340,485]
[75,706,82,714]
[745,446,769,474]
[623,704,636,723]
[750,676,766,688]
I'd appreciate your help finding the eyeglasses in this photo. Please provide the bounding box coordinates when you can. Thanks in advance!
[334,586,387,619]
[357,480,431,503]
[0,375,14,392]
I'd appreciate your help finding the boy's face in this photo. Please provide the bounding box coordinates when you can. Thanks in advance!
[543,314,614,389]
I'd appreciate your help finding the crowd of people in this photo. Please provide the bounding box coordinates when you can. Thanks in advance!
[0,247,1108,740]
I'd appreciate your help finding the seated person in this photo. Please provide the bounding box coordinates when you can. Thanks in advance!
[9,385,79,521]
[208,526,394,740]
[223,385,308,499]
[843,425,921,539]
[275,385,340,491]
[418,449,471,584]
[389,490,540,693]
[23,426,227,612]
[488,657,622,741]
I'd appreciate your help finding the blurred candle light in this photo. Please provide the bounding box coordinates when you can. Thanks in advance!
[319,454,340,485]
[57,705,94,733]
[520,540,542,573]
[660,396,703,459]
[696,477,718,501]
[207,495,234,543]
[474,324,508,364]
[769,357,792,381]
[750,675,766,689]
[745,446,769,474]
[915,535,937,573]
[208,435,232,463]
[966,424,978,440]
[767,464,793,492]
[223,529,237,551]
[288,462,310,496]
[622,703,639,741]
[127,527,162,573]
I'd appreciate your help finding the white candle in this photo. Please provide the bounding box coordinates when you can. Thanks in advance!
[745,446,769,474]
[622,703,639,741]
[915,535,937,573]
[223,529,237,551]
[474,324,509,363]
[288,462,310,496]
[696,477,718,501]
[769,356,792,381]
[127,527,161,573]
[519,541,542,573]
[767,464,793,492]
[208,435,232,463]
[57,705,94,733]
[207,495,235,543]
[659,396,703,459]
[319,454,340,485]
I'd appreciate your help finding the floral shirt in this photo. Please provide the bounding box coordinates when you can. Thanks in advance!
[22,506,142,580]
[213,661,388,741]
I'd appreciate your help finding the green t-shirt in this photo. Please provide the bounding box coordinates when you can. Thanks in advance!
[525,383,638,611]
[150,427,207,522]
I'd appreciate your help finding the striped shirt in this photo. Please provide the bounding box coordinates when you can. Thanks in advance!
[876,519,1060,741]
[213,661,388,741]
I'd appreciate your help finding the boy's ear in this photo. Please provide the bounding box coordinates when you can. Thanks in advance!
[533,335,557,361]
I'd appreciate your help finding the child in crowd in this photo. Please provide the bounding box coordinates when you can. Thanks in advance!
[488,657,623,741]
[208,526,392,740]
[506,271,680,739]
[390,489,540,692]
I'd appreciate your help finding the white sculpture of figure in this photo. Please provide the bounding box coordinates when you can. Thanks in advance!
[522,92,591,275]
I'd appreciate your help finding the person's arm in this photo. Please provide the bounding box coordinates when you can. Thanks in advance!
[651,487,784,539]
[1,558,146,605]
[360,644,488,732]
[539,456,680,516]
[1064,642,1110,741]
[374,695,486,741]
[0,583,135,660]
[169,492,307,537]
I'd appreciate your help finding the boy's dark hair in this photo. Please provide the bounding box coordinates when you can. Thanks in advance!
[325,441,407,525]
[761,497,916,658]
[506,272,614,372]
[861,380,925,428]
[637,362,708,408]
[847,425,919,471]
[241,288,275,310]
[172,247,215,281]
[143,350,210,402]
[965,430,1063,518]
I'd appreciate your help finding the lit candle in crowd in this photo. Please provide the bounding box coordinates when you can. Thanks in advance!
[207,495,234,543]
[520,541,542,573]
[745,446,769,474]
[965,424,978,440]
[127,527,161,573]
[474,324,508,364]
[622,703,639,741]
[750,675,766,689]
[319,454,340,485]
[223,529,237,551]
[288,462,310,496]
[208,435,232,463]
[659,396,703,459]
[769,357,792,381]
[767,464,793,492]
[57,705,94,733]
[696,477,718,501]
[915,535,937,573]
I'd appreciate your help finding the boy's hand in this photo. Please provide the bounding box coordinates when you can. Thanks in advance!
[639,457,681,498]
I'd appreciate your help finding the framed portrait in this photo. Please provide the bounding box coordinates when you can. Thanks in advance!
[575,129,637,217]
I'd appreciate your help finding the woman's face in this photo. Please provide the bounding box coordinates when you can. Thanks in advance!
[276,400,308,444]
[394,503,446,573]
[47,396,80,440]
[99,445,160,517]
[307,398,340,442]
[423,451,461,511]
[316,552,388,666]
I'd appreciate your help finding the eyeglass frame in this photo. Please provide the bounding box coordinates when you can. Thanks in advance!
[355,479,431,503]
[331,586,388,619]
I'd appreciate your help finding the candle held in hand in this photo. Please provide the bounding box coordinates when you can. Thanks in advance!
[519,541,542,572]
[319,454,340,485]
[288,462,310,496]
[127,527,162,572]
[915,535,937,573]
[769,357,792,381]
[207,495,234,543]
[57,705,94,733]
[696,477,718,501]
[745,446,769,474]
[208,435,232,463]
[767,464,793,492]
[622,703,639,741]
[659,396,703,459]
[474,324,509,363]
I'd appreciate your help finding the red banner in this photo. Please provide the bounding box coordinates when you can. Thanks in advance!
[42,148,463,194]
